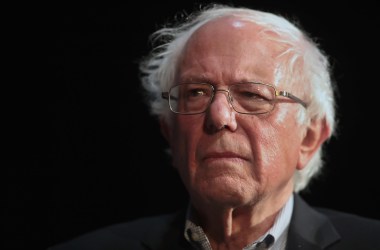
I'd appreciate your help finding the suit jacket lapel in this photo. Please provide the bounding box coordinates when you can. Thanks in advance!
[286,194,341,250]
[140,209,193,250]
[139,194,342,250]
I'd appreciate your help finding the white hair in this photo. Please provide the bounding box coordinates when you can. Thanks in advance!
[138,4,337,192]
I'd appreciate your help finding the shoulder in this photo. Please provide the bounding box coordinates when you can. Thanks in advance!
[294,194,380,231]
[290,194,380,249]
[316,207,380,231]
[48,211,186,250]
[316,207,380,248]
[110,211,183,236]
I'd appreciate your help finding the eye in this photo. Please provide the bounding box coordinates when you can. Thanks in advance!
[235,90,268,101]
[184,86,212,100]
[189,88,207,97]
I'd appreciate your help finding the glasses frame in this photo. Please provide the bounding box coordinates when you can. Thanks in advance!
[162,82,308,115]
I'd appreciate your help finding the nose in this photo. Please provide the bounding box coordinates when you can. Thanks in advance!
[204,89,237,133]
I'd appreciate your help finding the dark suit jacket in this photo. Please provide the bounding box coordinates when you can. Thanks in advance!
[48,194,380,249]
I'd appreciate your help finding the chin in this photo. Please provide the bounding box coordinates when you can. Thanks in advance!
[196,178,255,207]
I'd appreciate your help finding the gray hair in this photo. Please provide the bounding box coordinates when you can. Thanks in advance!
[138,4,337,192]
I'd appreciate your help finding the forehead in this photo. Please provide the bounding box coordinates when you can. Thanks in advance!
[177,16,290,86]
[189,16,268,48]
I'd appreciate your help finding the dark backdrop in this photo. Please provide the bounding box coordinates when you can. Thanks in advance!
[9,1,379,249]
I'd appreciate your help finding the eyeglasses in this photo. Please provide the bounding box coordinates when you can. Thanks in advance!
[162,82,308,115]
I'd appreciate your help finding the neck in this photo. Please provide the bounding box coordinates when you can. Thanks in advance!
[190,190,293,249]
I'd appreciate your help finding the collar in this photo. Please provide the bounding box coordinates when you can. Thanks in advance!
[184,194,294,250]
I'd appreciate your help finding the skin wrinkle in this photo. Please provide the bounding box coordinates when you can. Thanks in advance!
[162,16,316,249]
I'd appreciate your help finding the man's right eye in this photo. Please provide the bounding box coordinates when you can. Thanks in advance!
[186,88,209,98]
[190,89,206,96]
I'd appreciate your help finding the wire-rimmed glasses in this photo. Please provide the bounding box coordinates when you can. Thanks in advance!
[162,82,307,115]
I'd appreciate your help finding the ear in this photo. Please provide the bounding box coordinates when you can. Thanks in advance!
[159,117,171,142]
[297,118,330,170]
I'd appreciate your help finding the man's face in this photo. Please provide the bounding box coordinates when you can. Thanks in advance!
[162,17,307,211]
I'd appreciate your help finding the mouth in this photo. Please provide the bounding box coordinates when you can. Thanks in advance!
[202,152,249,163]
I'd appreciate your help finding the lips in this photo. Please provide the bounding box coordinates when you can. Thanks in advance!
[202,151,249,162]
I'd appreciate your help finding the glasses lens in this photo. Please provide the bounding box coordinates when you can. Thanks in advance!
[229,83,275,114]
[169,83,213,114]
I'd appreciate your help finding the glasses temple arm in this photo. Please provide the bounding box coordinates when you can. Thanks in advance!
[162,92,178,101]
[276,91,308,108]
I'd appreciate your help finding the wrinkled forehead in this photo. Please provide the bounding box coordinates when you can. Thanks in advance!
[186,15,295,63]
[179,16,296,87]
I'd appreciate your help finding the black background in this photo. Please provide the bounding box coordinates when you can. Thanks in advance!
[9,1,380,249]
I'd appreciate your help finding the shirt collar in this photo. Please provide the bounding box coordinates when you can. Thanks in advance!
[184,194,294,250]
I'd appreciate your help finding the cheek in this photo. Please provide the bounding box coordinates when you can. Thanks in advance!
[245,115,302,179]
[247,123,280,172]
[268,118,303,172]
[169,115,204,169]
